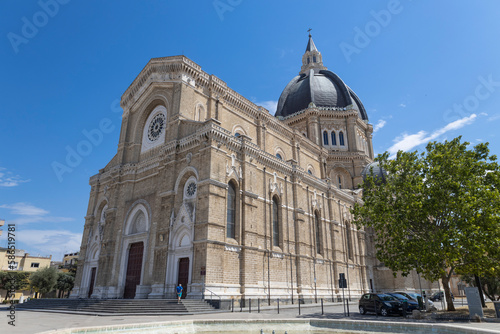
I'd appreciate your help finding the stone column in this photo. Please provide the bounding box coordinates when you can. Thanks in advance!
[346,116,358,152]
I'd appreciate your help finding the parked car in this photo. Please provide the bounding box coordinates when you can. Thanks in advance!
[393,291,436,309]
[429,291,454,302]
[359,293,403,316]
[387,293,420,312]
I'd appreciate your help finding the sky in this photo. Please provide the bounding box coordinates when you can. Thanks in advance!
[1,1,500,261]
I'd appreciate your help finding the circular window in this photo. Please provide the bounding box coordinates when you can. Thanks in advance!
[148,113,166,142]
[186,181,197,197]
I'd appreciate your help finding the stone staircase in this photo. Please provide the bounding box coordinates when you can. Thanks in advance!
[16,298,218,315]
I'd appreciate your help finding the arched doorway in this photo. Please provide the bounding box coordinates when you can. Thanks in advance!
[177,257,189,299]
[123,242,144,299]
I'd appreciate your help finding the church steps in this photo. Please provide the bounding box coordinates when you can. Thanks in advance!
[16,299,217,315]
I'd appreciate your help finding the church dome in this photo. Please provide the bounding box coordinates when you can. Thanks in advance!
[275,36,368,121]
[361,162,387,185]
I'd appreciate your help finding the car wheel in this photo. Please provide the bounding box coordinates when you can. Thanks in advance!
[380,307,389,317]
[359,306,366,315]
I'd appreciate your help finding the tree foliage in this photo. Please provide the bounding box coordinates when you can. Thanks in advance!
[29,267,58,297]
[56,273,75,297]
[0,271,30,299]
[352,137,500,311]
[462,274,500,301]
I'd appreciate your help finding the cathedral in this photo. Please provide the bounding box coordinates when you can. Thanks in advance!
[71,35,424,301]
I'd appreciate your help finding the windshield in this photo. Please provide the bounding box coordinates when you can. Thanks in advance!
[407,293,419,299]
[378,294,396,301]
[390,293,408,300]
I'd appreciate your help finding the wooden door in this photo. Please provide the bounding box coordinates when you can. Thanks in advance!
[123,242,144,299]
[177,257,189,299]
[88,267,96,298]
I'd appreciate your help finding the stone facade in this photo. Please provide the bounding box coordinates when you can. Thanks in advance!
[71,38,431,301]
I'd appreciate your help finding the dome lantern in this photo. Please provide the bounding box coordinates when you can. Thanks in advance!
[300,34,327,74]
[276,35,368,121]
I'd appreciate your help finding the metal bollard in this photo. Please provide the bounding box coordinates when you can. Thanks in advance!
[240,299,243,312]
[277,298,280,314]
[321,298,324,315]
[258,298,260,313]
[347,300,350,317]
[249,298,251,313]
[299,299,301,315]
[231,299,234,312]
[374,299,377,317]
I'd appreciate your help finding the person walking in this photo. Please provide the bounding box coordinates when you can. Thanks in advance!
[176,284,183,303]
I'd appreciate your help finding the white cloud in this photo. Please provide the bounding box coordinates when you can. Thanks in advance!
[373,119,387,133]
[399,103,407,108]
[488,113,500,121]
[15,229,82,261]
[0,202,74,225]
[0,167,30,187]
[256,100,278,114]
[0,203,49,216]
[387,114,477,157]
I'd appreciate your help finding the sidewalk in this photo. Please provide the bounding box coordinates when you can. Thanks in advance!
[1,302,499,334]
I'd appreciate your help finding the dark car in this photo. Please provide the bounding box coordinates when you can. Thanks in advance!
[429,291,454,302]
[359,293,403,316]
[393,291,436,309]
[387,293,419,312]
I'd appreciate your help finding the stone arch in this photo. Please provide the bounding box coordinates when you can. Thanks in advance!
[94,197,109,218]
[165,200,195,299]
[132,94,170,144]
[232,125,247,137]
[194,103,206,121]
[117,200,152,299]
[140,104,167,153]
[275,147,286,161]
[330,167,353,190]
[174,166,199,195]
[124,202,151,236]
[307,164,315,176]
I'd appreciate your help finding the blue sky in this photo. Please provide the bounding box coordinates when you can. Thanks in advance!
[1,1,500,261]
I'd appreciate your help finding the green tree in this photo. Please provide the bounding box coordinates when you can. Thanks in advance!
[0,271,30,300]
[29,267,58,298]
[56,272,75,298]
[462,274,500,301]
[352,137,500,311]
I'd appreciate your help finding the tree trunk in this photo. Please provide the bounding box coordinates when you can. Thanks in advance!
[441,273,455,311]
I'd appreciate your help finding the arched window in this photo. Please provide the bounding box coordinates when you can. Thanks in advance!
[313,56,317,63]
[235,132,241,137]
[272,196,280,247]
[315,212,321,254]
[307,57,310,64]
[276,153,282,160]
[227,182,236,239]
[338,175,342,189]
[323,131,329,146]
[339,132,345,146]
[308,169,313,175]
[331,131,337,145]
[346,222,353,260]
